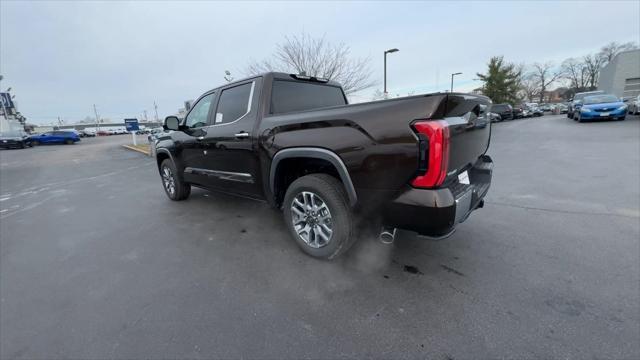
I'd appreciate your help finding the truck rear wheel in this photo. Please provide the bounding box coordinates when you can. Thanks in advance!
[160,159,191,201]
[283,174,354,259]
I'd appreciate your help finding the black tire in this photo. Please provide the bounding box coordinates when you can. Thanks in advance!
[159,159,191,201]
[283,174,354,259]
[619,117,626,121]
[20,142,25,149]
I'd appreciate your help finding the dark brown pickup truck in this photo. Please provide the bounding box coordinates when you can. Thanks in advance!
[155,72,493,259]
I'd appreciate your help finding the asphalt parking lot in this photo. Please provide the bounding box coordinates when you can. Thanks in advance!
[1,115,639,359]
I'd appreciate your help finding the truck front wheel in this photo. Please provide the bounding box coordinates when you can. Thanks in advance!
[160,159,191,201]
[283,174,355,259]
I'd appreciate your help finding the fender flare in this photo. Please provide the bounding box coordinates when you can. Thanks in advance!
[155,148,174,166]
[270,147,358,207]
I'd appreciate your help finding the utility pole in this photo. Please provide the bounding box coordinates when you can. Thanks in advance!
[93,104,100,132]
[153,101,159,121]
[143,110,148,122]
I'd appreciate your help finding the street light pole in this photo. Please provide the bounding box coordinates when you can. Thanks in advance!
[384,48,399,96]
[154,101,159,122]
[450,72,462,93]
[93,104,100,133]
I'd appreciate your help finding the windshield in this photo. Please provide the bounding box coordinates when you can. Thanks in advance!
[575,91,604,100]
[583,95,619,104]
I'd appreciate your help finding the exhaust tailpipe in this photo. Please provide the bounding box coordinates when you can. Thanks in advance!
[379,227,397,244]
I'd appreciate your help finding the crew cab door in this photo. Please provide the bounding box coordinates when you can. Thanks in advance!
[178,92,216,187]
[199,79,263,198]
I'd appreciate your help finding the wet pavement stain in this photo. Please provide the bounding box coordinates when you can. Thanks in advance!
[403,265,423,275]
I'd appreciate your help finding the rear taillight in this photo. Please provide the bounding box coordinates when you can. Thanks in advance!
[411,120,450,188]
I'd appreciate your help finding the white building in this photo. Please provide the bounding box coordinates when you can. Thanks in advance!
[598,49,640,99]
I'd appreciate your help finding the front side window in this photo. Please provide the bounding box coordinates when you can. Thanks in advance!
[185,93,214,128]
[215,82,253,124]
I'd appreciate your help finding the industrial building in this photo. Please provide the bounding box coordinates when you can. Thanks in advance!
[598,49,640,99]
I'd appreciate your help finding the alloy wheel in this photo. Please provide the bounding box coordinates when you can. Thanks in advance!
[290,191,333,248]
[162,166,176,196]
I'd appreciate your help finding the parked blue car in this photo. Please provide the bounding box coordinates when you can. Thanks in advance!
[575,94,627,122]
[30,131,81,145]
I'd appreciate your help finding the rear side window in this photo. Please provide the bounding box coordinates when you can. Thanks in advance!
[215,82,254,124]
[271,80,346,114]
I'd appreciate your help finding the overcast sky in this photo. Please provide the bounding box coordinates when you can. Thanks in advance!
[1,1,638,125]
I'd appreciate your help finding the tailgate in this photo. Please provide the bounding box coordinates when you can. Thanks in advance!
[441,94,492,178]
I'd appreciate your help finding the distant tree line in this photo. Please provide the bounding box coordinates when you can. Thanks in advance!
[476,41,638,104]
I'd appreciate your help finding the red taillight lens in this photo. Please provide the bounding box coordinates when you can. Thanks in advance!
[411,120,450,188]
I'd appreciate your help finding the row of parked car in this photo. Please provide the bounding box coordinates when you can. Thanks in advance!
[489,102,555,122]
[488,91,638,123]
[76,128,128,137]
[0,130,81,149]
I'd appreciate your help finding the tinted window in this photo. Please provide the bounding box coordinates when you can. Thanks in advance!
[185,93,214,128]
[215,83,253,124]
[271,80,346,114]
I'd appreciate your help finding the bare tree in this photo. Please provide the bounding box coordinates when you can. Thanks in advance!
[530,62,563,103]
[598,41,638,64]
[561,57,589,91]
[518,74,540,102]
[246,33,375,94]
[583,54,604,89]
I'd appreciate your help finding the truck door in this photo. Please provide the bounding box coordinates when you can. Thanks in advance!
[198,79,263,199]
[178,92,216,187]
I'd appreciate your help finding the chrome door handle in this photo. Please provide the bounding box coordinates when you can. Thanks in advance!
[235,132,250,139]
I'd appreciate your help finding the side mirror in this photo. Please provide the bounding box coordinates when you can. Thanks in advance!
[164,116,180,131]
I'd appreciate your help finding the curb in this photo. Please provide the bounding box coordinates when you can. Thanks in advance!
[122,144,151,156]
